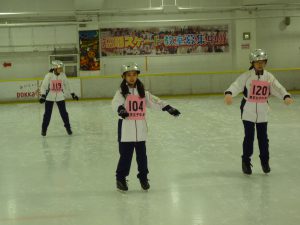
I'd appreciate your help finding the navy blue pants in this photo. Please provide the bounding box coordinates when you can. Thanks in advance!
[242,120,269,163]
[42,100,71,131]
[116,141,149,181]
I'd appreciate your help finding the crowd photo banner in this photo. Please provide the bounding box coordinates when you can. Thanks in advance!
[100,25,229,56]
[79,30,100,71]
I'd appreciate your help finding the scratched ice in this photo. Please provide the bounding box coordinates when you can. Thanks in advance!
[0,95,299,225]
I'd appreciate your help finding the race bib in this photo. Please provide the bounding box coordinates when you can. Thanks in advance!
[248,80,270,103]
[125,95,146,120]
[50,80,62,92]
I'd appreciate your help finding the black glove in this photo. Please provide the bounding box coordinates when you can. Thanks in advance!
[71,93,79,101]
[162,105,181,117]
[39,94,46,104]
[118,105,129,119]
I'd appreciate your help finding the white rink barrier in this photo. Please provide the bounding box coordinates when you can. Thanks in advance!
[0,68,299,102]
[0,79,81,102]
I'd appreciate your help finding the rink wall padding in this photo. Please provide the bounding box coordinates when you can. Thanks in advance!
[0,68,299,103]
[0,79,81,102]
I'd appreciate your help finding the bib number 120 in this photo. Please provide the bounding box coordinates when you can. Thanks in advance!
[252,85,268,96]
[248,80,270,103]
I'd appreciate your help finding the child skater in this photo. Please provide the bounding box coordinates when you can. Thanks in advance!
[39,60,79,136]
[224,49,294,175]
[112,62,180,191]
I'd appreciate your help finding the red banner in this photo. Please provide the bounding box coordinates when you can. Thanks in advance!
[100,25,229,56]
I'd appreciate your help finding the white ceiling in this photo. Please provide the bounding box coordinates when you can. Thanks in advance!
[0,0,299,24]
[0,0,299,12]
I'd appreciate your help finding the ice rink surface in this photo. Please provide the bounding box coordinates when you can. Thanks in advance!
[0,95,299,225]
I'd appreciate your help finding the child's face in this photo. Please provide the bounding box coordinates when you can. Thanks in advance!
[54,67,63,75]
[253,60,266,71]
[124,71,138,86]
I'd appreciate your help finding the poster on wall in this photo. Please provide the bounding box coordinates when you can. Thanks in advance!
[100,25,229,56]
[79,30,100,71]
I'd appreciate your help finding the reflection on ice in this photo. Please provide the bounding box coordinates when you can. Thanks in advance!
[0,95,299,225]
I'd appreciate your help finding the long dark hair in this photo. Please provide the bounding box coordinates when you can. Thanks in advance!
[249,63,254,70]
[49,68,61,75]
[120,78,145,98]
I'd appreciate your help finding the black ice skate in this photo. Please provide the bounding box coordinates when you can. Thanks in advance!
[139,179,150,191]
[41,129,47,136]
[117,179,128,192]
[261,161,271,174]
[66,127,72,135]
[242,161,252,175]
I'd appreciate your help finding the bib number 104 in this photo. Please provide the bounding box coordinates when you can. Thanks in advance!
[128,100,144,111]
[125,95,146,120]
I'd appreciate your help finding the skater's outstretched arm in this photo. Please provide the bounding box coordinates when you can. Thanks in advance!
[145,91,180,116]
[269,74,293,105]
[224,72,251,105]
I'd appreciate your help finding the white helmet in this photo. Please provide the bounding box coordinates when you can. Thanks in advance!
[121,62,140,75]
[249,49,268,63]
[51,60,64,69]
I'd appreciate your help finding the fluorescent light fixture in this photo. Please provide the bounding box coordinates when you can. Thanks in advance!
[0,12,26,15]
